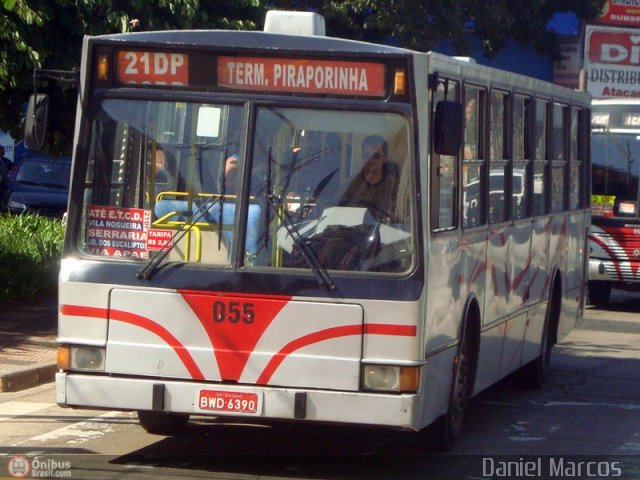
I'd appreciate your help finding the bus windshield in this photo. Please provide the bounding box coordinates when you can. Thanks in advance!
[80,98,414,273]
[592,130,640,218]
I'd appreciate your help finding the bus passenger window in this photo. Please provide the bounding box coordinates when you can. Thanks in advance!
[533,99,549,216]
[488,90,509,224]
[462,85,486,228]
[431,78,459,231]
[513,95,532,220]
[80,99,245,265]
[569,108,585,210]
[464,96,478,160]
[551,103,567,213]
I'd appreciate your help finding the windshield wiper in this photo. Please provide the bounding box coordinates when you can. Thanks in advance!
[264,192,336,291]
[137,195,221,280]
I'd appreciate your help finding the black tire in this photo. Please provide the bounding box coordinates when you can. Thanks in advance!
[433,328,475,451]
[520,289,558,389]
[137,410,189,436]
[588,281,611,307]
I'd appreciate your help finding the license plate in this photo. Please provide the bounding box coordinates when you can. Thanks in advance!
[197,389,261,415]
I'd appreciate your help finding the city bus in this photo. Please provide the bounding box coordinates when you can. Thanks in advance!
[589,99,640,306]
[31,11,591,450]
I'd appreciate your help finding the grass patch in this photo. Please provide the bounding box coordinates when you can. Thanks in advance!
[0,213,65,305]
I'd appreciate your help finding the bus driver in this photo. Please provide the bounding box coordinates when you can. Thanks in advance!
[339,134,399,223]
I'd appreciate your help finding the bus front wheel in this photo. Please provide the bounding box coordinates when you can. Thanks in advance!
[137,410,190,436]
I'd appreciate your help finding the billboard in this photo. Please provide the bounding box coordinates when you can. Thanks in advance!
[597,0,640,27]
[553,36,582,89]
[584,24,640,99]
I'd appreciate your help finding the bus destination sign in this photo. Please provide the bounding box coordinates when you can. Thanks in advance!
[117,51,189,86]
[217,56,386,96]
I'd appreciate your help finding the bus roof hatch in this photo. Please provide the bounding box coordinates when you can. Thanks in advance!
[263,10,326,36]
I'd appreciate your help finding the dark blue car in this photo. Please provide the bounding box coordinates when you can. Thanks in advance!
[2,154,71,217]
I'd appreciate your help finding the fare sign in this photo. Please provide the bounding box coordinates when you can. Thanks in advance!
[117,51,189,86]
[217,56,386,96]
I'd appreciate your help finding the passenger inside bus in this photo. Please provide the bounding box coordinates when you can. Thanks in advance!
[154,146,175,187]
[221,154,240,195]
[152,145,189,221]
[339,134,400,223]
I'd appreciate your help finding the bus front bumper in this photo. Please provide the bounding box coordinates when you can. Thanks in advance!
[56,372,419,429]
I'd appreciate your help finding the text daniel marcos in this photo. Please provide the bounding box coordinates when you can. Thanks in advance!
[483,457,622,478]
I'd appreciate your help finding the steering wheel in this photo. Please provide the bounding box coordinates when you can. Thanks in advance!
[338,224,381,270]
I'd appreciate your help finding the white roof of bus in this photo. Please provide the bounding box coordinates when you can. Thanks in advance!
[90,30,590,103]
[90,30,416,57]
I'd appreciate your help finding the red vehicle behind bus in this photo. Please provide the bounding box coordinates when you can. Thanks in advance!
[589,99,640,305]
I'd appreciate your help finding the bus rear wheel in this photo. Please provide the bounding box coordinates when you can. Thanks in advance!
[520,285,559,389]
[137,410,190,436]
[433,329,474,451]
[520,315,552,389]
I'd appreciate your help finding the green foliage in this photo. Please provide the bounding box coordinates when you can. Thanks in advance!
[0,213,65,304]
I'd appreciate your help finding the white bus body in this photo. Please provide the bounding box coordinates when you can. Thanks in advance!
[52,12,591,449]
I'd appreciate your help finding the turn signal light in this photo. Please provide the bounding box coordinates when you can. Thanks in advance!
[399,366,420,392]
[363,364,420,392]
[394,69,406,96]
[97,54,109,80]
[57,345,70,370]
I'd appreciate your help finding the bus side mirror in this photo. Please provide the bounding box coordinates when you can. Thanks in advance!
[24,94,49,151]
[433,100,463,156]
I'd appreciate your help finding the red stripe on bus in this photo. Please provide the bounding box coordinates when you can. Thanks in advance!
[60,304,205,380]
[257,323,416,384]
[60,304,107,319]
[256,325,362,384]
[364,324,417,336]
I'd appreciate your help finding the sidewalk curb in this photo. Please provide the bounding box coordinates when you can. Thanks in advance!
[0,363,57,393]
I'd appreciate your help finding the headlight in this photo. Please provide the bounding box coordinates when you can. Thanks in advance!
[58,345,106,371]
[362,365,420,392]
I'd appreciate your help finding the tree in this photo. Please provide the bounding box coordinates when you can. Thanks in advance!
[0,0,262,153]
[307,0,606,58]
